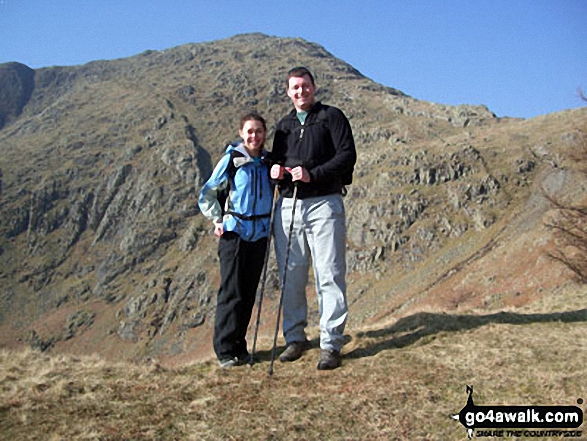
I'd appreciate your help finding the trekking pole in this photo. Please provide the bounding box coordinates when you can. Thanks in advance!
[268,182,298,375]
[249,184,280,366]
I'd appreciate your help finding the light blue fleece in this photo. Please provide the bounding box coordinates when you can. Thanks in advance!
[198,142,273,242]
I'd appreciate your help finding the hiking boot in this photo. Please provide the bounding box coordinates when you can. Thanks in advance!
[218,356,239,368]
[238,351,257,365]
[317,349,341,370]
[279,340,310,362]
[237,350,249,362]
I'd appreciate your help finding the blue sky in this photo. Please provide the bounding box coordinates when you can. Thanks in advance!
[1,0,585,119]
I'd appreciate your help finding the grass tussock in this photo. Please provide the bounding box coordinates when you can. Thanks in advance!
[2,303,586,440]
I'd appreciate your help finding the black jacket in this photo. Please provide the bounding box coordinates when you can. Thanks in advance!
[272,102,356,199]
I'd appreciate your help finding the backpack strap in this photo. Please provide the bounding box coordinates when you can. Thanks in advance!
[217,146,241,215]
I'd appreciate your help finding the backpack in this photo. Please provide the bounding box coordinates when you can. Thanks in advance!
[216,144,241,216]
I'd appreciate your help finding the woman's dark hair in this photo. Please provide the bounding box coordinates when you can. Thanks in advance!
[240,112,267,131]
[286,66,315,87]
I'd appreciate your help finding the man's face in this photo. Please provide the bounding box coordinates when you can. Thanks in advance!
[287,74,316,112]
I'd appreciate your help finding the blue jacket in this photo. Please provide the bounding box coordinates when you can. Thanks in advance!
[199,142,273,242]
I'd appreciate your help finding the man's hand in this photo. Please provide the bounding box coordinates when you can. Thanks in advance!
[285,166,311,183]
[270,164,285,180]
[214,223,224,237]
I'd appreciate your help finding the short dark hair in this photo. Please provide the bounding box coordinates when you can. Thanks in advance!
[240,112,267,131]
[287,66,315,87]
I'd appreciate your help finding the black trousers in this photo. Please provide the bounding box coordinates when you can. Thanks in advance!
[214,231,267,360]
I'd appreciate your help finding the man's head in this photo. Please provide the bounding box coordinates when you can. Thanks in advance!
[286,66,316,112]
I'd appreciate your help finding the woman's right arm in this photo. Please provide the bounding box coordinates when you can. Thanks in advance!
[198,153,231,225]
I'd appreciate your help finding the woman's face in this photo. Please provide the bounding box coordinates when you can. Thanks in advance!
[239,119,266,155]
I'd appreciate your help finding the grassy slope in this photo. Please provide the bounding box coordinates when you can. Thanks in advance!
[1,283,586,440]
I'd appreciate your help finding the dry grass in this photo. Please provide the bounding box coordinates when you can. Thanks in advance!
[2,298,586,440]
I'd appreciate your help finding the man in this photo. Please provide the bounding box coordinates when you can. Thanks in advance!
[271,67,356,370]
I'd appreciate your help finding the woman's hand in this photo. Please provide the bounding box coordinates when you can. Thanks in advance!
[214,223,224,237]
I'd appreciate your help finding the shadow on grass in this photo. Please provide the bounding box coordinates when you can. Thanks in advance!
[344,308,587,360]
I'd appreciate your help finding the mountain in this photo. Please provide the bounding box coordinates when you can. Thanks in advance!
[0,33,585,364]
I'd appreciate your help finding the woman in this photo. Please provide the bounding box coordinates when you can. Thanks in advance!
[199,112,273,368]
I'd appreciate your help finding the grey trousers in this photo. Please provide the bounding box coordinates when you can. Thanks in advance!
[274,193,348,352]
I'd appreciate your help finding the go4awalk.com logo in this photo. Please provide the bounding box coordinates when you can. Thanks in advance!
[452,386,584,439]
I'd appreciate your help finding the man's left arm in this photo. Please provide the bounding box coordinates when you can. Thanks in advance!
[308,107,356,183]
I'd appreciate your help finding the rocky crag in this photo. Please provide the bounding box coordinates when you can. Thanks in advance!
[0,33,585,363]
